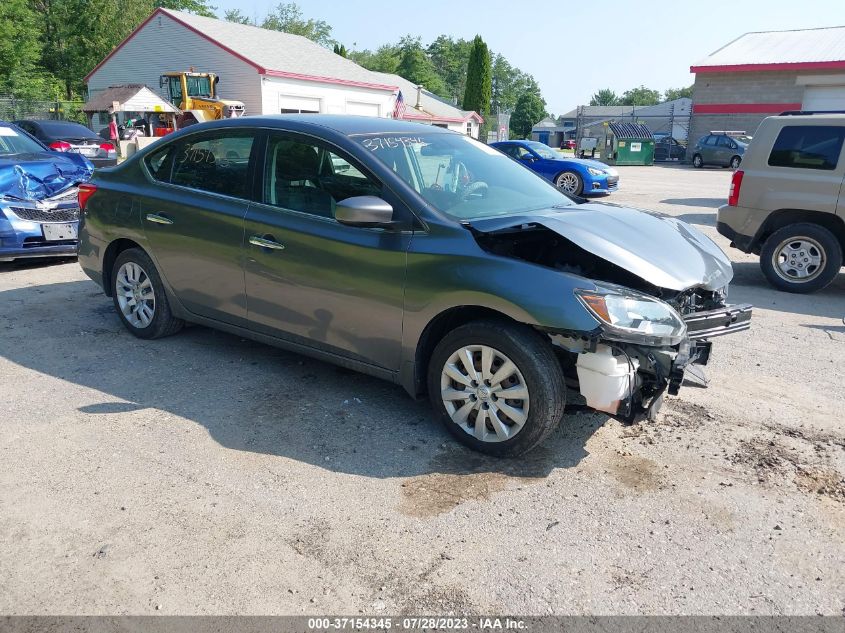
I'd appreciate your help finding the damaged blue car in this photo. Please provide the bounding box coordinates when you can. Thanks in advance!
[0,121,94,262]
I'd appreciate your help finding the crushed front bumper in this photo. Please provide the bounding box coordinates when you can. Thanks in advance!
[552,302,753,423]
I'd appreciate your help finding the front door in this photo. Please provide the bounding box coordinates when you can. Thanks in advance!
[140,130,257,325]
[242,132,410,371]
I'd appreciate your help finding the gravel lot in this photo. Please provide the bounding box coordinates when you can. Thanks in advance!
[1,164,843,616]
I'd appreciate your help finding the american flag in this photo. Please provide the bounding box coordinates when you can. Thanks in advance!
[392,90,406,119]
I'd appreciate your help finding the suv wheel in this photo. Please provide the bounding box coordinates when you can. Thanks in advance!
[760,223,842,293]
[729,156,742,169]
[692,154,703,168]
[427,320,566,457]
[112,248,184,338]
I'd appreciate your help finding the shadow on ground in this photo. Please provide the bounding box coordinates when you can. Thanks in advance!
[661,197,724,209]
[0,280,600,481]
[675,211,716,226]
[728,262,845,320]
[0,257,77,273]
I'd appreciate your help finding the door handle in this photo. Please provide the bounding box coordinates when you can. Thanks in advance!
[145,213,173,225]
[249,235,285,251]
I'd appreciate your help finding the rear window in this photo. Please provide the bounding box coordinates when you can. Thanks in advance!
[36,121,97,138]
[768,125,845,171]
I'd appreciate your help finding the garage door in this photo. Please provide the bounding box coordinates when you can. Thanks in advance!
[802,86,845,111]
[346,101,380,117]
[279,95,321,114]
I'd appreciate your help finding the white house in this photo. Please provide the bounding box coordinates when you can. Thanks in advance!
[85,8,481,134]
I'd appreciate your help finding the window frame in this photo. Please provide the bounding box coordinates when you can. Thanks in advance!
[767,125,845,171]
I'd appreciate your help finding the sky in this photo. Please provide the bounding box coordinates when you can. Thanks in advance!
[213,0,845,115]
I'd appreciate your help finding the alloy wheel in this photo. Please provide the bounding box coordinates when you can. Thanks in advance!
[440,345,530,443]
[115,261,156,328]
[556,172,580,193]
[772,237,825,283]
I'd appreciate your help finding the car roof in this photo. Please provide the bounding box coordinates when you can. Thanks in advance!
[188,114,456,137]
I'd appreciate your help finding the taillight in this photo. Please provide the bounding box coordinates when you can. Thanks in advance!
[728,169,744,206]
[78,183,97,211]
[49,140,72,152]
[99,142,115,152]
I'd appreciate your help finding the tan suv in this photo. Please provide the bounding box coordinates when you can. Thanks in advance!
[717,113,845,293]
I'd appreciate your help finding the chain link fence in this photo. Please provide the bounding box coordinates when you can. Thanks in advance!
[0,97,87,124]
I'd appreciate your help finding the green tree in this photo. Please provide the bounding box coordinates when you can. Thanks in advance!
[462,35,491,116]
[155,0,216,17]
[510,91,546,138]
[663,85,693,101]
[261,2,334,47]
[224,8,252,24]
[589,88,620,106]
[333,43,348,58]
[427,35,471,104]
[620,85,660,106]
[0,0,61,99]
[395,36,447,96]
[349,44,400,73]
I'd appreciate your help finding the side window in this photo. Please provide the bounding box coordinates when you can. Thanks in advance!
[704,136,718,146]
[146,145,174,182]
[515,146,534,159]
[768,125,845,171]
[171,133,255,198]
[263,134,382,219]
[716,136,732,147]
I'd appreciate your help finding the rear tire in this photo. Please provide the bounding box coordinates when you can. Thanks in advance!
[759,223,842,293]
[112,248,184,339]
[692,154,703,168]
[427,320,566,457]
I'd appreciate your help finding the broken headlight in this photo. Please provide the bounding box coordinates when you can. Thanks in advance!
[575,288,687,346]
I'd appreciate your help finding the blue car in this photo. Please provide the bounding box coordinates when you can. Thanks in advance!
[0,121,94,262]
[491,140,619,196]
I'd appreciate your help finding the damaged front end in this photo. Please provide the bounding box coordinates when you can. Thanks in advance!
[545,284,751,422]
[469,207,752,422]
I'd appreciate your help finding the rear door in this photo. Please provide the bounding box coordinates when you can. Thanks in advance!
[242,131,410,370]
[700,135,718,162]
[140,129,257,325]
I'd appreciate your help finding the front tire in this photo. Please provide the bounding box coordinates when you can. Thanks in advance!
[427,320,566,457]
[112,248,184,339]
[729,155,742,169]
[759,223,842,293]
[555,170,583,195]
[692,154,703,168]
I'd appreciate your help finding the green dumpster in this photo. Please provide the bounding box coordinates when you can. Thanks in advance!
[609,122,655,166]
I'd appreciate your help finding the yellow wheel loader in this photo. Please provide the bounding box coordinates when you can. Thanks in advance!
[159,71,245,127]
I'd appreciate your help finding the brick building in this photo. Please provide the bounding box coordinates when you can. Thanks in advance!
[689,26,845,146]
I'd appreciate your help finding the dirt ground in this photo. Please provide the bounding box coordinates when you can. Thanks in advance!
[0,164,843,615]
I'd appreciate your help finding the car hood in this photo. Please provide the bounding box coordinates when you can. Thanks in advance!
[0,152,94,201]
[469,203,733,291]
[554,157,615,172]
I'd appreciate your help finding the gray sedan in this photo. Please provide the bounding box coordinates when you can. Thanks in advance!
[77,115,751,456]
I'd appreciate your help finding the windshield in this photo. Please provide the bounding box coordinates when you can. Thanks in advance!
[524,142,559,159]
[186,76,212,97]
[0,126,46,155]
[357,133,572,220]
[730,134,753,144]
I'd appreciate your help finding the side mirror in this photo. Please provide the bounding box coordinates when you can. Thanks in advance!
[335,196,394,228]
[521,154,537,161]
